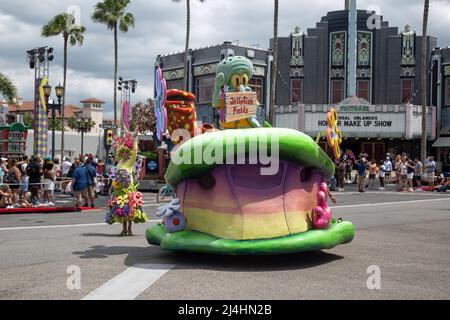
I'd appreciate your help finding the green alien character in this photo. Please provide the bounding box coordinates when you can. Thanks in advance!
[212,56,262,129]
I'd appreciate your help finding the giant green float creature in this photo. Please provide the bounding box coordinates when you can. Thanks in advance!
[146,56,355,256]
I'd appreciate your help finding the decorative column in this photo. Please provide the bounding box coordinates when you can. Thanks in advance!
[34,78,49,158]
[298,104,305,132]
[347,0,357,97]
[405,103,413,140]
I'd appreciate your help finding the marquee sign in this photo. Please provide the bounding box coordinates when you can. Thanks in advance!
[224,92,258,123]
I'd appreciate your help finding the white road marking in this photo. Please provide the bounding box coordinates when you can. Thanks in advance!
[332,197,450,209]
[82,264,175,300]
[0,220,162,232]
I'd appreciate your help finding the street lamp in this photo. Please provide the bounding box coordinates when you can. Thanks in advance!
[13,97,24,119]
[76,117,90,156]
[43,83,64,160]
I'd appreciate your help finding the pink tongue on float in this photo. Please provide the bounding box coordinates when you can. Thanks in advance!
[314,182,332,229]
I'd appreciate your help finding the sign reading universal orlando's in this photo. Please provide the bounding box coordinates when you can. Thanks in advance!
[224,92,258,123]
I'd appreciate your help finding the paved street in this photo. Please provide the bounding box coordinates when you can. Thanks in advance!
[1,187,450,300]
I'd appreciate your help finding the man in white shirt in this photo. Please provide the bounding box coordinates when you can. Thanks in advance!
[61,157,72,193]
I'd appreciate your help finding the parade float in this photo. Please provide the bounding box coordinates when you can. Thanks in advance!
[146,56,354,255]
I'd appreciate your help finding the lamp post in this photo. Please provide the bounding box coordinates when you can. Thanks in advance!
[26,46,54,156]
[76,117,89,156]
[13,97,24,122]
[43,83,64,160]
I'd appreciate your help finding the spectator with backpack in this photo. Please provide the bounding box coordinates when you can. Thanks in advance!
[83,158,97,208]
[72,160,92,210]
[27,156,42,204]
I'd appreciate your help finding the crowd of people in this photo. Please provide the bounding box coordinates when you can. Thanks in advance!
[333,150,450,193]
[0,154,109,210]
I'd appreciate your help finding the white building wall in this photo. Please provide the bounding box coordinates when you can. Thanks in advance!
[26,130,105,159]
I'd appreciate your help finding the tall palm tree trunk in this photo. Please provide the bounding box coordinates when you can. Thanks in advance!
[114,24,118,135]
[269,0,279,126]
[421,0,430,164]
[184,0,191,91]
[61,35,68,159]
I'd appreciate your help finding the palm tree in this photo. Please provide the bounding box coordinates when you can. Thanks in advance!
[421,0,430,164]
[0,72,17,104]
[48,118,62,131]
[42,13,86,159]
[67,116,96,131]
[269,0,279,126]
[173,0,205,91]
[91,0,135,134]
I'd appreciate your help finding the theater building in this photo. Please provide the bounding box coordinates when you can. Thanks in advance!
[273,0,439,162]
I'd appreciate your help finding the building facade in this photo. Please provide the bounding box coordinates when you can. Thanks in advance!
[273,0,442,163]
[430,47,450,170]
[6,97,105,132]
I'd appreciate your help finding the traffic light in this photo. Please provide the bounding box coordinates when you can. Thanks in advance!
[105,130,114,146]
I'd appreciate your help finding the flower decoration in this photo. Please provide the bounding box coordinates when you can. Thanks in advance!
[117,194,129,208]
[114,133,135,159]
[105,211,113,224]
[129,192,144,212]
[326,107,343,160]
[108,166,117,180]
[116,169,131,188]
[107,197,117,208]
[112,180,120,190]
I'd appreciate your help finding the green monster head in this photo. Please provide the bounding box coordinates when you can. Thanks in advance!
[212,56,254,108]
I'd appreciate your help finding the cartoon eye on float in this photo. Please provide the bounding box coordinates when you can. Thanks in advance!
[155,67,168,142]
[326,107,343,159]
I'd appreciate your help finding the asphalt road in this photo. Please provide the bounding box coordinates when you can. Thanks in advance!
[0,187,449,300]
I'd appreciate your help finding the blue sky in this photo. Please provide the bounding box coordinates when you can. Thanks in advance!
[1,0,449,118]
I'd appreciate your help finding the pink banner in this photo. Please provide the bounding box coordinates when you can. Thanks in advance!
[122,100,131,132]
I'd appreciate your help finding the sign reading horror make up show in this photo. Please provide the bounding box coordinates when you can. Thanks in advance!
[224,92,258,123]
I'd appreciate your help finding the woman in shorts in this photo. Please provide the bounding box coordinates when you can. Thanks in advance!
[43,159,55,206]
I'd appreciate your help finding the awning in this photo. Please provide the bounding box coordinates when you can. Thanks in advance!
[432,137,450,148]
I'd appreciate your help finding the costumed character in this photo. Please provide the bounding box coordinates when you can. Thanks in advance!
[106,131,149,236]
[212,56,262,129]
[165,89,217,145]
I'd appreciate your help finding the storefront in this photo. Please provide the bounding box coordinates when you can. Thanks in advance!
[276,97,437,162]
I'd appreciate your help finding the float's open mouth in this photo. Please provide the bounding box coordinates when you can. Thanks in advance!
[146,219,355,255]
[148,128,355,255]
[176,161,327,240]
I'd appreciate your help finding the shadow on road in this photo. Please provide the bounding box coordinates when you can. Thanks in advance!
[72,245,343,272]
[81,233,122,238]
